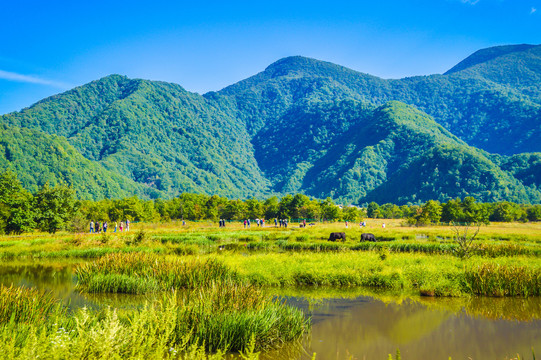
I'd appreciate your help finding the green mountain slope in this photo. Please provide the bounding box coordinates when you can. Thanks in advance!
[264,101,537,204]
[0,123,155,199]
[497,153,541,188]
[217,46,541,155]
[445,44,541,100]
[1,76,270,199]
[445,44,538,74]
[1,44,540,204]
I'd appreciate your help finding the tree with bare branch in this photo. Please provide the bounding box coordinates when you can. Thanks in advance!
[451,222,482,259]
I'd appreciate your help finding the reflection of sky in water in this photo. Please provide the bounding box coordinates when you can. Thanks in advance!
[1,261,540,359]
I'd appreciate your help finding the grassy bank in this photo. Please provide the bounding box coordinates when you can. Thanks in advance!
[224,252,541,297]
[0,283,308,358]
[76,251,541,297]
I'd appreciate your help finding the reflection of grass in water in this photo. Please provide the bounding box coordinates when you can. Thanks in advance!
[418,295,541,322]
[277,286,541,322]
[385,302,451,344]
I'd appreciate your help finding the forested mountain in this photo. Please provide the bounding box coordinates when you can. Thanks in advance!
[0,123,152,199]
[252,101,536,204]
[445,44,541,101]
[218,45,541,155]
[1,44,540,204]
[1,75,270,199]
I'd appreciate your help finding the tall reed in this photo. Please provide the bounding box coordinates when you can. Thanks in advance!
[175,281,309,352]
[0,284,62,325]
[76,252,236,293]
[465,263,541,297]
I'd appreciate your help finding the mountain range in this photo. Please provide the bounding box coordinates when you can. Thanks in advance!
[1,44,540,205]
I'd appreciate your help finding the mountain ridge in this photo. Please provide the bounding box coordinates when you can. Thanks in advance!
[445,44,539,74]
[1,44,540,204]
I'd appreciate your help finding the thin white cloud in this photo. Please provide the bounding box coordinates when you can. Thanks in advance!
[461,0,480,4]
[0,69,71,89]
[531,7,537,14]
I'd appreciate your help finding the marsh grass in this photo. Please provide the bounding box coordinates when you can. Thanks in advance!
[222,252,541,297]
[0,284,62,325]
[2,220,540,298]
[0,220,539,260]
[0,282,308,358]
[176,282,309,352]
[76,253,236,293]
[465,263,541,296]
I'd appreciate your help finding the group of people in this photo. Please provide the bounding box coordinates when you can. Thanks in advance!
[89,219,130,233]
[277,219,289,227]
[216,218,307,228]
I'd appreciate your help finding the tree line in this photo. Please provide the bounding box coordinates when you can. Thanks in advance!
[0,171,539,234]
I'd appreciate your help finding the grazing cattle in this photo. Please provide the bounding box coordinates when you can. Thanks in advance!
[361,233,377,242]
[328,232,346,242]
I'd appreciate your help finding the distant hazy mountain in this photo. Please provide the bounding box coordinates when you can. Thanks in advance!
[1,44,540,204]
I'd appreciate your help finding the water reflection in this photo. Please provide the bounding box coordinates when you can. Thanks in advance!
[0,260,150,310]
[267,293,541,360]
[0,261,539,359]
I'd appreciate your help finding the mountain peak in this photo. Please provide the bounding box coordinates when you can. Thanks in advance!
[445,44,538,74]
[263,55,365,79]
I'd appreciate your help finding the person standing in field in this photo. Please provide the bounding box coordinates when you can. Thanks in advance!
[114,222,118,232]
[103,221,108,233]
[126,219,130,231]
[120,221,124,232]
[90,221,94,233]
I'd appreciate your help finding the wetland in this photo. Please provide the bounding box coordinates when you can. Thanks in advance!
[0,219,539,359]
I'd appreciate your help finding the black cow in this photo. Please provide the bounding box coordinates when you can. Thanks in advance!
[328,232,346,242]
[361,233,377,242]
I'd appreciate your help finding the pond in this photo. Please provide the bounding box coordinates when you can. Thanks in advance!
[1,261,539,359]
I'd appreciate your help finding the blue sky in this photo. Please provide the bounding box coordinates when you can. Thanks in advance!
[1,0,539,115]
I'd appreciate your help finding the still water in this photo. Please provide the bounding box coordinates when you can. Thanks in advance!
[1,261,539,360]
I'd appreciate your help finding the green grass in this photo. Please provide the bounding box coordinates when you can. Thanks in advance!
[1,220,540,299]
[0,283,308,358]
[465,263,541,296]
[221,252,541,297]
[76,252,236,293]
[0,285,62,325]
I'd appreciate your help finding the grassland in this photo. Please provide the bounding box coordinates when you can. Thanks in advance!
[2,219,539,297]
[0,219,539,359]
